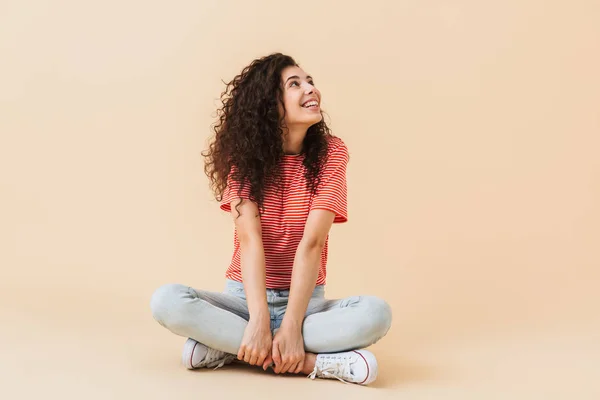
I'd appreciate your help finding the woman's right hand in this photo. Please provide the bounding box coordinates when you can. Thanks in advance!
[238,317,273,369]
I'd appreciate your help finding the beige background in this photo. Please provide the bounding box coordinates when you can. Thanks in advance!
[1,0,599,398]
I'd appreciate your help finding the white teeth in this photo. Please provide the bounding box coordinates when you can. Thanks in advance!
[303,101,318,108]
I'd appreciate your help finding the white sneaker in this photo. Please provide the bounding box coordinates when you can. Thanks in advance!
[181,338,236,370]
[308,349,378,385]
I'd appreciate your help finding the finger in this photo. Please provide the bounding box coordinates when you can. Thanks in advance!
[289,359,300,375]
[263,354,273,371]
[272,344,282,372]
[274,359,283,374]
[272,343,281,364]
[249,353,258,366]
[243,349,252,364]
[294,359,304,374]
[276,361,284,374]
[276,360,287,374]
[280,359,291,374]
[286,361,297,375]
[256,352,267,367]
[285,361,295,374]
[237,347,245,361]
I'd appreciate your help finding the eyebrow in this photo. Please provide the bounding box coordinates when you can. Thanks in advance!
[284,75,313,84]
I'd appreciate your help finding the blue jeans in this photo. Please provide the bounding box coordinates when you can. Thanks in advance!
[151,279,392,355]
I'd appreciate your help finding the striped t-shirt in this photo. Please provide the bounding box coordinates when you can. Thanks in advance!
[220,136,349,289]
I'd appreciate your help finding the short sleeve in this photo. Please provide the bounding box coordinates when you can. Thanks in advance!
[309,140,349,223]
[220,167,252,212]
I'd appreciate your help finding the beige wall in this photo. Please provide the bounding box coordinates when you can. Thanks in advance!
[1,1,598,397]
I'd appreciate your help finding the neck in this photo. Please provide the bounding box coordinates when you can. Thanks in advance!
[282,125,307,155]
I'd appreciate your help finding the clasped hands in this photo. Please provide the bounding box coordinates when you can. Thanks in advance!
[237,317,305,374]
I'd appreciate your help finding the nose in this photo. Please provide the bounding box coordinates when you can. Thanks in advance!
[301,81,314,93]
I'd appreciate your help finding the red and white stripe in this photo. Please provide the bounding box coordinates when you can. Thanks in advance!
[220,136,349,289]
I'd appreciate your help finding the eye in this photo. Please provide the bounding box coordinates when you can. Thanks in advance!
[289,80,300,87]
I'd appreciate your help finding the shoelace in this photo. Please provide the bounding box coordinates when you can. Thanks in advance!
[308,356,355,384]
[200,348,235,370]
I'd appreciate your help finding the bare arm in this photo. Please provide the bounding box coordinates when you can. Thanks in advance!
[230,198,269,323]
[282,209,336,328]
[271,209,335,373]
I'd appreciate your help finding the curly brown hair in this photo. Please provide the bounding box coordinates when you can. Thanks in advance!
[202,53,334,214]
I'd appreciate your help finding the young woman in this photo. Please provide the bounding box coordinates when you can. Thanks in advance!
[150,53,392,385]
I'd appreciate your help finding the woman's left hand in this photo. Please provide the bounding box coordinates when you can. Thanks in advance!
[271,321,305,374]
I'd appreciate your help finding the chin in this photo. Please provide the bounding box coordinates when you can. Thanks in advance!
[287,114,322,128]
[308,115,323,125]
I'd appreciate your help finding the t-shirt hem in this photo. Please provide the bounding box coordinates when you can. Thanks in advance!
[224,272,327,290]
[309,205,348,223]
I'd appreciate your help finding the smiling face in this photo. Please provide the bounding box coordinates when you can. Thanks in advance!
[279,65,323,129]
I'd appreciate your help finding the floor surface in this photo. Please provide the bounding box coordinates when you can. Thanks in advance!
[2,284,598,400]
